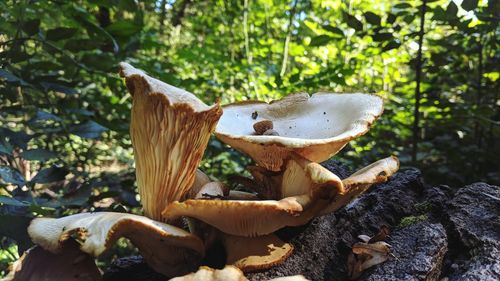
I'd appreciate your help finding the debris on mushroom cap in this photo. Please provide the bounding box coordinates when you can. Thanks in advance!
[5,240,101,281]
[215,92,384,171]
[119,62,222,220]
[169,265,309,281]
[223,233,294,272]
[253,120,274,135]
[347,241,391,280]
[320,156,399,215]
[28,212,204,277]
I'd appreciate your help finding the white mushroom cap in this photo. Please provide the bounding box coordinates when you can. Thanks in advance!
[120,63,222,220]
[27,212,204,277]
[215,92,383,171]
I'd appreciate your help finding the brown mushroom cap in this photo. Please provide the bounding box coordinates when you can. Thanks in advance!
[320,156,400,215]
[169,265,309,281]
[215,93,383,171]
[27,212,204,277]
[223,234,293,272]
[119,62,222,220]
[169,265,247,281]
[5,240,101,281]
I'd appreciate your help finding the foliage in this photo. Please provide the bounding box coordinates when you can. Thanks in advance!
[0,0,498,275]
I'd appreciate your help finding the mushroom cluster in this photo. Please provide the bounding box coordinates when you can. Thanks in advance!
[7,63,399,280]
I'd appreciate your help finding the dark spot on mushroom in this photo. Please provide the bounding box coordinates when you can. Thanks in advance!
[252,111,258,120]
[254,120,273,135]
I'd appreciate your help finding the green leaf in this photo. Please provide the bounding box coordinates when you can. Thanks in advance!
[322,25,344,36]
[0,195,30,207]
[21,149,57,161]
[41,82,78,95]
[364,12,381,25]
[46,27,78,41]
[394,3,412,9]
[461,0,478,11]
[0,142,12,155]
[0,166,25,186]
[21,19,40,36]
[70,120,108,139]
[345,13,363,31]
[32,110,62,122]
[446,2,458,18]
[372,32,393,42]
[309,35,334,47]
[387,13,397,24]
[64,39,102,52]
[0,69,27,85]
[382,40,401,52]
[30,166,68,184]
[0,215,33,252]
[105,20,141,37]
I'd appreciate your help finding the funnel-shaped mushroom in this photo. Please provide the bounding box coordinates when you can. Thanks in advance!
[120,63,222,220]
[27,212,204,277]
[163,156,398,237]
[215,93,383,171]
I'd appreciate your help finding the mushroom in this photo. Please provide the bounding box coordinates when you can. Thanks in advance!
[215,92,383,171]
[4,240,101,281]
[222,233,293,272]
[320,156,400,215]
[163,156,398,237]
[27,212,204,277]
[120,63,222,220]
[170,265,309,281]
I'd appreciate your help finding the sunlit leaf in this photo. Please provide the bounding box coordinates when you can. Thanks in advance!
[309,35,334,47]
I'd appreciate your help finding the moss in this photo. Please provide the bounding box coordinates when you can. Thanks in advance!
[398,214,428,228]
[414,202,432,213]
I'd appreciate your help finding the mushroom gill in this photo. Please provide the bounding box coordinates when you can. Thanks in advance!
[215,92,384,171]
[120,62,222,220]
[27,212,205,277]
